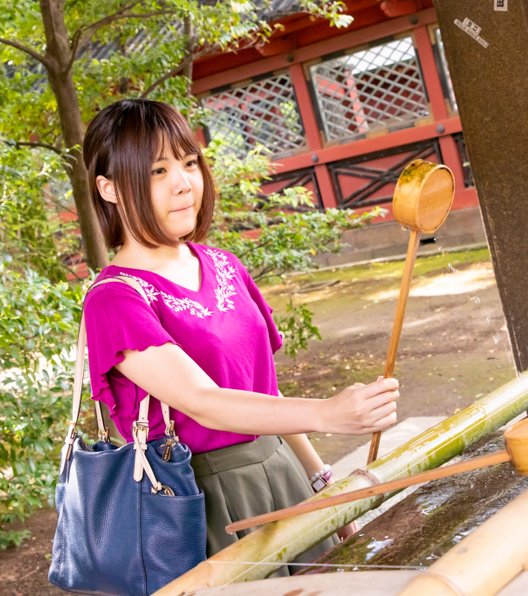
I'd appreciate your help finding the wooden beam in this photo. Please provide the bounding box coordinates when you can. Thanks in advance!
[270,116,463,173]
[380,1,424,18]
[192,8,437,94]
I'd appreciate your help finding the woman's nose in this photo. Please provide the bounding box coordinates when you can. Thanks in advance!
[171,168,192,194]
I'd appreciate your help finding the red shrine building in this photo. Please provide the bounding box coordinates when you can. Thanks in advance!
[192,0,481,257]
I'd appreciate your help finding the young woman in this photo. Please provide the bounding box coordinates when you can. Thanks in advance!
[82,99,399,565]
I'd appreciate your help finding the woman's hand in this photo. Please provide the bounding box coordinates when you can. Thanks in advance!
[323,376,399,435]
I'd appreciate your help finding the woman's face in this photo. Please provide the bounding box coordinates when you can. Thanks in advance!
[149,141,204,242]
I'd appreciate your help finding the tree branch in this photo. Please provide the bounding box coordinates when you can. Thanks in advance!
[0,37,50,68]
[140,55,192,98]
[3,139,82,173]
[182,15,194,98]
[61,262,85,281]
[139,44,218,98]
[70,1,181,61]
[3,139,63,156]
[68,1,143,70]
[238,236,274,260]
[71,0,143,42]
[252,265,277,284]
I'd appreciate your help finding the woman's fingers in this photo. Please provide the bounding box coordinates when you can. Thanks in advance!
[328,377,399,434]
[346,377,398,400]
[352,378,398,431]
[365,400,397,425]
[372,409,398,430]
[364,377,399,396]
[362,389,400,412]
[357,409,398,434]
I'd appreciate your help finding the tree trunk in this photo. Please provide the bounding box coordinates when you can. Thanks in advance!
[40,0,108,271]
[183,15,194,96]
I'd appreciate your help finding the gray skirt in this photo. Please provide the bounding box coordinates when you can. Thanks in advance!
[191,436,338,575]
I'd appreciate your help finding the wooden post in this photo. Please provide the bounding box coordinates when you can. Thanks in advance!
[433,0,528,372]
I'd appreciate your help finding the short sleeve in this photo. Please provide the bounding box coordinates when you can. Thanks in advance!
[237,262,283,354]
[84,282,176,413]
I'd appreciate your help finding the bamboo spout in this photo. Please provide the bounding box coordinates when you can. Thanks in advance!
[227,419,528,534]
[154,374,528,594]
[505,417,528,474]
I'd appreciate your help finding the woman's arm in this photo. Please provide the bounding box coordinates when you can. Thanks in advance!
[115,342,399,436]
[276,391,329,479]
[279,397,359,540]
[282,432,325,479]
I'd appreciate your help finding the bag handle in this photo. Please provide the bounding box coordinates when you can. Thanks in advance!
[62,275,175,488]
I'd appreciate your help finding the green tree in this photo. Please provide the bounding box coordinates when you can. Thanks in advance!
[207,142,382,355]
[0,264,83,549]
[0,1,363,547]
[0,0,351,269]
[0,142,79,280]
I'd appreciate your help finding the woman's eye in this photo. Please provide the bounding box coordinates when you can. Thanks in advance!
[151,167,166,175]
[185,158,199,169]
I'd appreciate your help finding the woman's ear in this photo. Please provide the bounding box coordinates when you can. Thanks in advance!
[96,175,118,204]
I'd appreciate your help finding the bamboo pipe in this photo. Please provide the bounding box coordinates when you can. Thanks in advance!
[154,374,528,594]
[399,489,528,596]
[368,160,455,464]
[226,418,528,534]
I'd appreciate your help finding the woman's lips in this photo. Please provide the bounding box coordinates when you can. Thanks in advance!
[169,204,194,213]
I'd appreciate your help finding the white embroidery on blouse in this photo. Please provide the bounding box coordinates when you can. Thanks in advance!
[115,250,237,317]
[117,273,213,319]
[203,249,237,312]
[159,292,213,318]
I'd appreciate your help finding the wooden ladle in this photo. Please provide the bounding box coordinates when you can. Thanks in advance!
[368,159,455,464]
[226,418,528,535]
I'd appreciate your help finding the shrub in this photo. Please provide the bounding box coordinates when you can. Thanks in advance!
[207,141,384,353]
[0,267,83,548]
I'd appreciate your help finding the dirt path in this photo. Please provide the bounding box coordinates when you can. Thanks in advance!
[271,250,516,462]
[0,249,517,595]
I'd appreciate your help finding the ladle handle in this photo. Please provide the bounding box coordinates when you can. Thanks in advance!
[367,229,422,464]
[226,449,511,535]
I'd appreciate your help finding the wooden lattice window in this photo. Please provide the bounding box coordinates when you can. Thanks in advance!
[309,36,430,143]
[201,72,305,157]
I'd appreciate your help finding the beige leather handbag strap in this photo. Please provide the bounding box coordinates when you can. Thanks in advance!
[62,275,174,487]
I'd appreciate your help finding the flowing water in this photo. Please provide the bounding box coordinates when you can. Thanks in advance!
[298,432,528,574]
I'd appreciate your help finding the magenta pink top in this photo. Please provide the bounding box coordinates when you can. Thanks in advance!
[84,243,283,453]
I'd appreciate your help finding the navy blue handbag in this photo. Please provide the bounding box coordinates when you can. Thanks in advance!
[48,277,207,595]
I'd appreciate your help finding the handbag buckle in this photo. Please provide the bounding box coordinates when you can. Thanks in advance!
[161,437,178,461]
[98,427,110,442]
[159,484,175,497]
[151,483,175,496]
[132,421,149,448]
[165,419,176,437]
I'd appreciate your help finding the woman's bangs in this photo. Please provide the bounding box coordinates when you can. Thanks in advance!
[167,119,201,159]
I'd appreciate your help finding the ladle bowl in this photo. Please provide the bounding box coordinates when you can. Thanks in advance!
[392,159,454,233]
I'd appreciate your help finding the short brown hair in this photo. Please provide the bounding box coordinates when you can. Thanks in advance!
[83,99,216,249]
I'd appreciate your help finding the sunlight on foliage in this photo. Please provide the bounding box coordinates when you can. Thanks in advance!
[207,140,383,284]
